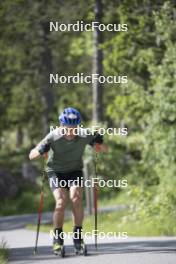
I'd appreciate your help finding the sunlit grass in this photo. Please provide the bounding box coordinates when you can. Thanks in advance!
[27,208,176,236]
[0,240,8,264]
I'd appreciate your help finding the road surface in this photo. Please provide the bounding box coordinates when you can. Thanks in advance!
[0,213,175,264]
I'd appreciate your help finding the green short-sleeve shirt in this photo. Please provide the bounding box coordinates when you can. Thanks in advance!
[37,127,94,173]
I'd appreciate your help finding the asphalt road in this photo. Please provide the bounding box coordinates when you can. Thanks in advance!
[0,229,175,264]
[0,212,176,264]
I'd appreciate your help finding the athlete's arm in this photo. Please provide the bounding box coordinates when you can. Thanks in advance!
[89,132,108,152]
[29,148,40,160]
[29,132,53,160]
[29,143,51,160]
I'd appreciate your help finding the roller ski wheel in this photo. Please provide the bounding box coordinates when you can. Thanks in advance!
[74,242,87,256]
[60,245,65,258]
[53,243,65,257]
[82,243,88,256]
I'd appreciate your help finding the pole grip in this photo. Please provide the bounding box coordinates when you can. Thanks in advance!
[44,152,48,160]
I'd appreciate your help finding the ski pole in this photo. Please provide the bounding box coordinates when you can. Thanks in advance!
[33,153,47,255]
[93,144,100,250]
[93,184,98,250]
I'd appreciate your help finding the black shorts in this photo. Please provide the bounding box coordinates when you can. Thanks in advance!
[47,170,83,191]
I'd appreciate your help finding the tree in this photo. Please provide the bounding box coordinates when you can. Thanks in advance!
[92,0,104,122]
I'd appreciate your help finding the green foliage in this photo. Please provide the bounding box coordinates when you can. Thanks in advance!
[0,0,175,235]
[0,240,8,264]
[0,179,54,216]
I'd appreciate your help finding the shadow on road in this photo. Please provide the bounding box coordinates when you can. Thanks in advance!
[9,240,176,262]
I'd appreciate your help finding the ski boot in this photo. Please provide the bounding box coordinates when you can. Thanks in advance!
[74,240,87,256]
[53,228,65,257]
[73,226,87,256]
[53,242,65,257]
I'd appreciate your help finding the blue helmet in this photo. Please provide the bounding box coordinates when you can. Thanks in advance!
[59,107,81,125]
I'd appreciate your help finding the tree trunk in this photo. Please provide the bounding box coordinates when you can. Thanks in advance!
[40,21,54,136]
[16,126,23,148]
[92,0,103,122]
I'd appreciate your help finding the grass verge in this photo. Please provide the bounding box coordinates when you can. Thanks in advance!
[0,240,9,264]
[27,208,175,236]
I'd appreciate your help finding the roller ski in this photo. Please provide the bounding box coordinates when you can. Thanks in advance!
[53,228,65,257]
[53,242,65,257]
[74,241,87,256]
[73,226,87,256]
